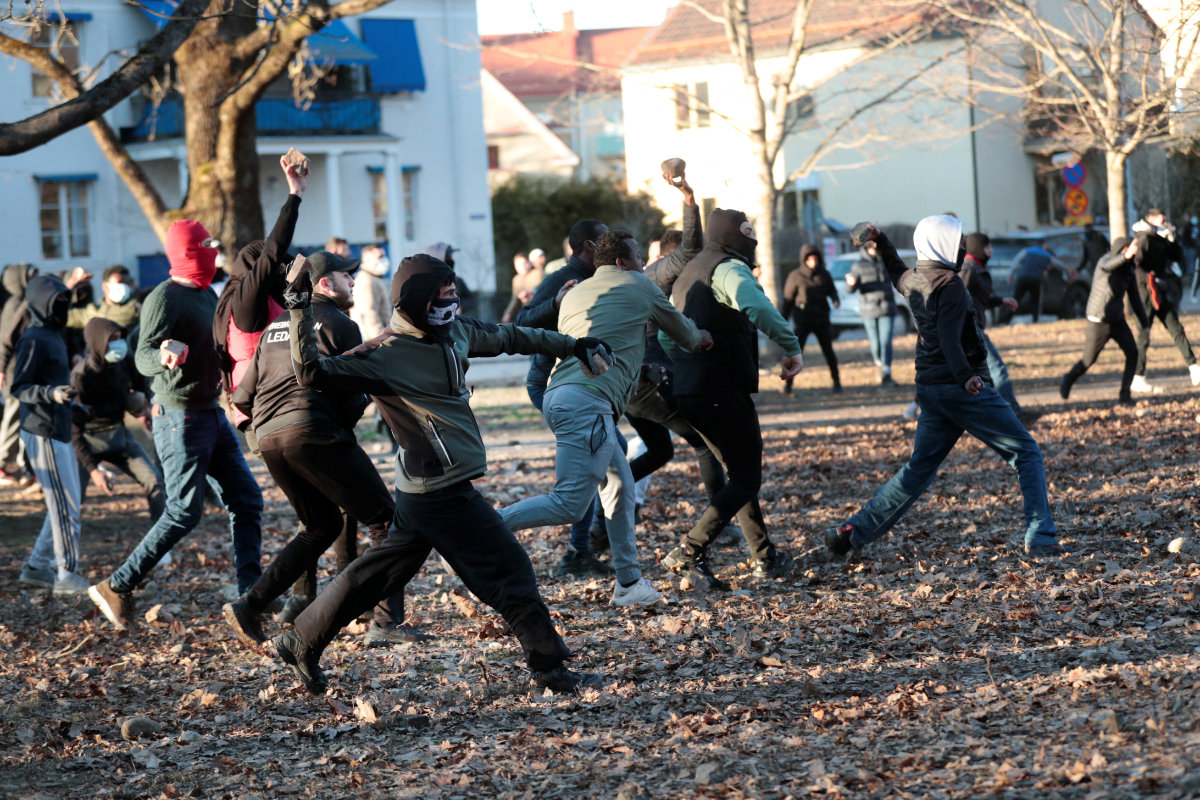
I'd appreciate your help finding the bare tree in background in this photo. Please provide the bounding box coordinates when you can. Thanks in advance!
[0,0,394,249]
[921,0,1200,236]
[679,0,951,302]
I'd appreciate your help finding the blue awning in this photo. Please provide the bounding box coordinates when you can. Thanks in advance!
[360,19,425,93]
[306,19,376,65]
[133,0,177,29]
[34,173,98,182]
[41,10,93,22]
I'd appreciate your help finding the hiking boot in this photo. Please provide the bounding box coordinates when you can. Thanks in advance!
[52,572,90,596]
[610,577,662,608]
[277,594,312,626]
[88,579,134,631]
[222,598,267,647]
[751,549,795,580]
[531,666,604,694]
[273,630,328,693]
[1025,540,1071,557]
[19,564,55,589]
[556,546,614,578]
[825,524,860,558]
[661,546,730,591]
[363,621,437,646]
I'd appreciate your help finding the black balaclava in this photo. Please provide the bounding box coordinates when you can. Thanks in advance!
[25,275,69,330]
[965,233,991,267]
[390,254,456,336]
[706,209,758,265]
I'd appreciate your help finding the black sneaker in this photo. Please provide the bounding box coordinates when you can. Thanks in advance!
[1025,540,1071,557]
[363,621,437,646]
[1059,373,1072,400]
[222,597,267,647]
[273,630,328,694]
[661,546,730,591]
[531,666,604,694]
[277,594,312,626]
[751,549,795,579]
[825,524,858,557]
[556,546,615,578]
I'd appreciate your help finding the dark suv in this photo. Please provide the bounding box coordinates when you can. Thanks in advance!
[986,228,1106,321]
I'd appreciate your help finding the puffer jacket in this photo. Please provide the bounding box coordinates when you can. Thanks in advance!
[847,246,896,319]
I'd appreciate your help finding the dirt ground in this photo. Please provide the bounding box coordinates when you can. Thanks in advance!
[1,314,1199,799]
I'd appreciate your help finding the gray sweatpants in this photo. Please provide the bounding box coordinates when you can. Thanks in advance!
[22,431,82,577]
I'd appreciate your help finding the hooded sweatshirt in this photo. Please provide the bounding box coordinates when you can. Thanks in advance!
[135,223,223,409]
[11,275,72,441]
[289,254,579,493]
[70,317,145,471]
[670,208,801,396]
[877,215,987,387]
[781,244,840,323]
[1087,238,1149,326]
[959,232,1002,330]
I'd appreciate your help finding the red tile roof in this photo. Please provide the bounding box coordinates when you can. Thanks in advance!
[627,0,932,67]
[482,25,655,97]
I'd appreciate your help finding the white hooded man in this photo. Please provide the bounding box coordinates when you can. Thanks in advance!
[827,216,1066,559]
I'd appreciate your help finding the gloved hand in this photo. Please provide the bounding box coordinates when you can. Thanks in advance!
[283,254,313,309]
[573,337,614,378]
[51,385,77,404]
[850,222,881,248]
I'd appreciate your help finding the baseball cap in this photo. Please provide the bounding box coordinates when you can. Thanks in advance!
[307,250,360,283]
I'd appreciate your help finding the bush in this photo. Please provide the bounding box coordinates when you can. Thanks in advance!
[491,175,665,287]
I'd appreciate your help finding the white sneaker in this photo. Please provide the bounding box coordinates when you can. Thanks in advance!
[1130,375,1161,393]
[610,577,662,607]
[52,571,90,596]
[902,400,920,420]
[1190,364,1200,386]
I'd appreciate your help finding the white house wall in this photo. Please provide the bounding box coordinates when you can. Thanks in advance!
[0,0,497,293]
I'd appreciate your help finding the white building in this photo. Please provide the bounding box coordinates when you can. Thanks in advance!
[0,0,496,292]
[620,0,1044,243]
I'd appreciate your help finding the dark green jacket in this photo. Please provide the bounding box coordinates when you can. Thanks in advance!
[290,309,576,493]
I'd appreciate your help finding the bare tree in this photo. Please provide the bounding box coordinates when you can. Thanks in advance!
[0,0,394,250]
[921,0,1200,236]
[679,0,950,302]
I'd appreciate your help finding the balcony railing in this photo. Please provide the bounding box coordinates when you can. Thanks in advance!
[123,96,381,142]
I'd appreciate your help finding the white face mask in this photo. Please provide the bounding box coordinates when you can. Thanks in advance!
[426,297,459,327]
[104,339,129,363]
[105,282,133,305]
[215,252,227,269]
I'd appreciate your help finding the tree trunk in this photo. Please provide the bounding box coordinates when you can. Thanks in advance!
[1105,150,1128,237]
[757,179,781,307]
[174,0,263,250]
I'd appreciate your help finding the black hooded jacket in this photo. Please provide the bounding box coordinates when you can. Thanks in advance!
[232,295,369,439]
[781,245,840,323]
[12,275,72,442]
[877,230,988,387]
[959,233,1003,330]
[670,208,761,396]
[1086,239,1150,326]
[70,317,143,425]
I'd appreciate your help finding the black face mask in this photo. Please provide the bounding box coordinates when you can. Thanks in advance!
[51,293,70,327]
[955,237,967,270]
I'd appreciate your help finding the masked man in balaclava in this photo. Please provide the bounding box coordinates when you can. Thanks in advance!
[89,220,265,632]
[827,216,1064,558]
[270,253,613,695]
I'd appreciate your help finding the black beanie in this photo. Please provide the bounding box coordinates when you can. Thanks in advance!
[390,254,456,334]
[706,208,758,265]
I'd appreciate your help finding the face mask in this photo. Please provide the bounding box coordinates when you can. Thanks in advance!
[104,339,128,364]
[106,282,133,305]
[215,252,227,269]
[427,297,459,327]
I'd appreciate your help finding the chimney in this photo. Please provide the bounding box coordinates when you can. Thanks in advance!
[562,11,575,35]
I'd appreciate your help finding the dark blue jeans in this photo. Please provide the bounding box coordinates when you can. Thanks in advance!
[846,382,1057,550]
[109,406,263,593]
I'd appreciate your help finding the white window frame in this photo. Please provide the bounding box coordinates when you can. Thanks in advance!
[38,178,93,260]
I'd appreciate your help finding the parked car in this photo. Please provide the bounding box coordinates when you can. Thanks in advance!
[826,250,916,338]
[986,228,1106,321]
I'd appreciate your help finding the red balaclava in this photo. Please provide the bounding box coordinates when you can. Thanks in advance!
[166,220,218,289]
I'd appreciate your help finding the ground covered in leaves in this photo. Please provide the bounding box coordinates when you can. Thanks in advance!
[2,314,1199,799]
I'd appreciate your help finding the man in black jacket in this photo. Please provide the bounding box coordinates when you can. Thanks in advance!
[1129,210,1200,391]
[224,251,422,650]
[515,218,614,577]
[1060,237,1150,405]
[827,216,1063,558]
[780,245,841,393]
[0,263,38,485]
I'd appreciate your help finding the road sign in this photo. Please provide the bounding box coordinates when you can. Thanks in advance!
[1063,187,1089,216]
[1061,162,1087,186]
